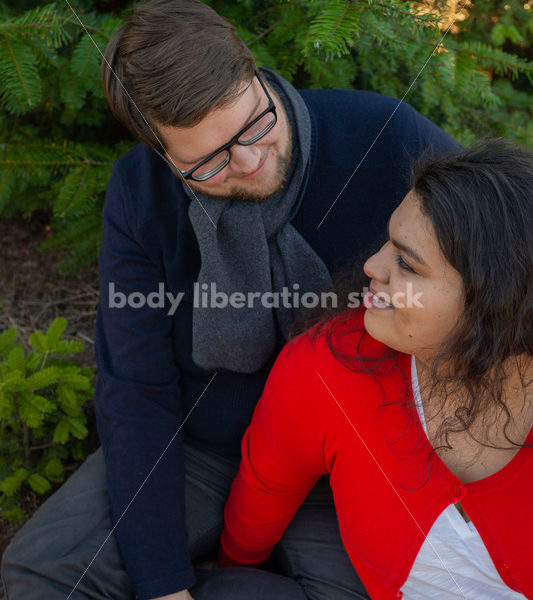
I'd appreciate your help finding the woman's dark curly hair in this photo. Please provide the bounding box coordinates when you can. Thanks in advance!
[293,139,533,451]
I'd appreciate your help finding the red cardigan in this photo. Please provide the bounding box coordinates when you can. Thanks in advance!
[220,310,533,599]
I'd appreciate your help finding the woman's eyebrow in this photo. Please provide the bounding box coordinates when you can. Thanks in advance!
[387,217,428,266]
[391,238,427,266]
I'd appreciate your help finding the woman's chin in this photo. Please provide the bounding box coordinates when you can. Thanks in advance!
[363,309,389,343]
[364,309,405,354]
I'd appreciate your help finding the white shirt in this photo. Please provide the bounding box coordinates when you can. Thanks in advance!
[400,356,526,600]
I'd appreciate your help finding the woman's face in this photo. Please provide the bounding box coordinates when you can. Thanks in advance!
[363,190,464,363]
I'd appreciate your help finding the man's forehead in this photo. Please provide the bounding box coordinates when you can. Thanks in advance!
[158,76,261,164]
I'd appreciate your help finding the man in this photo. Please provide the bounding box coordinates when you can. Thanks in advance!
[0,1,460,599]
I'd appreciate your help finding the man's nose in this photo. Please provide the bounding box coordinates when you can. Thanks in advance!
[229,143,262,174]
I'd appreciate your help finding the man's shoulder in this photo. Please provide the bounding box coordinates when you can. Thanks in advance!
[113,141,156,175]
[299,87,414,121]
[106,143,186,233]
[298,87,459,160]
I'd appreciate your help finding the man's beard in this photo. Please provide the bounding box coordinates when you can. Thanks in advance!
[228,149,292,202]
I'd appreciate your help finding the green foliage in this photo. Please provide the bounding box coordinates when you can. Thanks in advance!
[0,0,532,271]
[451,0,533,146]
[0,0,133,272]
[0,317,95,523]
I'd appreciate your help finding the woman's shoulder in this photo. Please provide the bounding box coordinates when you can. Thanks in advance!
[288,308,389,362]
[274,310,410,423]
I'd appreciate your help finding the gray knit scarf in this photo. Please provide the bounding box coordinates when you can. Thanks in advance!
[186,68,332,373]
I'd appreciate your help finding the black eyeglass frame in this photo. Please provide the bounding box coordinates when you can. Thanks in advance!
[154,70,277,182]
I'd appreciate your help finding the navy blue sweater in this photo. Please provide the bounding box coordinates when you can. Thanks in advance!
[94,88,460,599]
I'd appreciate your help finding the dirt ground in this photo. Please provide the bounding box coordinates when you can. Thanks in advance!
[0,211,100,558]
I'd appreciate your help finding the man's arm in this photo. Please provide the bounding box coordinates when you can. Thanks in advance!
[95,164,196,599]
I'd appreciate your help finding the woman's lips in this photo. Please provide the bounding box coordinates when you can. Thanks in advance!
[365,286,394,310]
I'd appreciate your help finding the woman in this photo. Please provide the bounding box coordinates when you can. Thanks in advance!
[218,140,533,599]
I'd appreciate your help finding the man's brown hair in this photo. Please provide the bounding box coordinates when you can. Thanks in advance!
[102,0,256,150]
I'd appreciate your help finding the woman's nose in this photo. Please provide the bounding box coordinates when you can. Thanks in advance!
[364,243,390,283]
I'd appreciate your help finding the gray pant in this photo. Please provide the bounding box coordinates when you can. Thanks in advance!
[1,445,369,600]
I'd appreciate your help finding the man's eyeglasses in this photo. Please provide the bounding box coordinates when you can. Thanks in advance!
[155,71,277,182]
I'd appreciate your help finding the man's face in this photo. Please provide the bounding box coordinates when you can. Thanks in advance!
[157,76,292,201]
